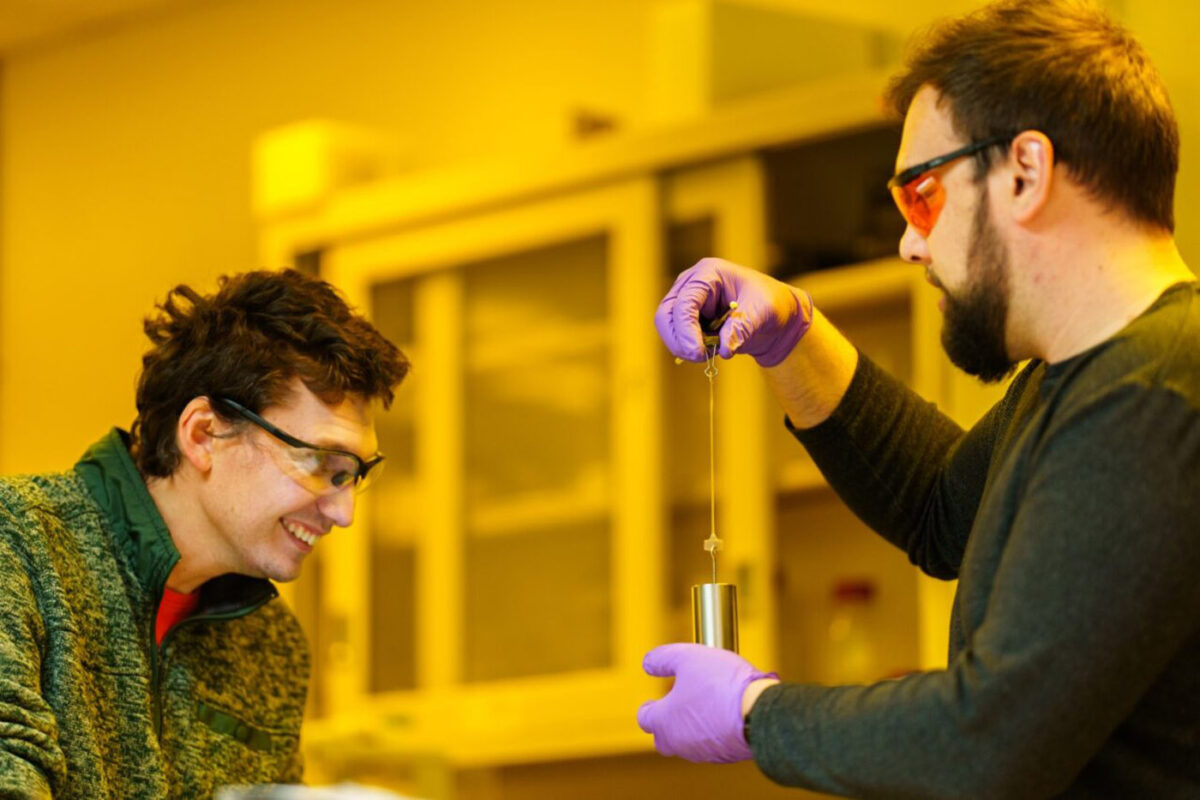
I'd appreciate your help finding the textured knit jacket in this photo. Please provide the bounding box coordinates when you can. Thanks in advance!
[0,429,308,798]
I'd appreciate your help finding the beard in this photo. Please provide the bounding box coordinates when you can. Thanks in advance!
[939,188,1017,384]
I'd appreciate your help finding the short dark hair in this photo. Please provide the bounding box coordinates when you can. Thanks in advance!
[884,0,1178,232]
[132,269,409,477]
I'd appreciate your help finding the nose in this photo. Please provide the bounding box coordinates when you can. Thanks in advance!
[898,224,931,265]
[317,485,357,528]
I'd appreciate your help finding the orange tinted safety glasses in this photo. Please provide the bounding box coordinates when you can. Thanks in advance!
[887,136,1010,237]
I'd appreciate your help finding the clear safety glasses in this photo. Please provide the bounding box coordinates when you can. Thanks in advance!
[213,396,385,495]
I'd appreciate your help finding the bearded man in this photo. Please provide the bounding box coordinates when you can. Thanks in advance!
[638,1,1200,797]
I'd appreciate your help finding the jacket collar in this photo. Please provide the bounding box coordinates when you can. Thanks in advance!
[74,428,276,612]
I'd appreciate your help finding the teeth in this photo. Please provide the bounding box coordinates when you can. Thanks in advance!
[283,520,317,546]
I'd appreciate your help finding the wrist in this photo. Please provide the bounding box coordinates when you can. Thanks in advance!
[763,306,858,429]
[750,288,813,368]
[741,677,781,718]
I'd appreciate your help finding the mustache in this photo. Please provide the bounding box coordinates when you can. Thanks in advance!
[926,268,947,291]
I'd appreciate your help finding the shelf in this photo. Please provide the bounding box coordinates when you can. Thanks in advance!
[466,322,609,372]
[774,489,924,683]
[790,257,917,309]
[466,476,610,537]
[302,671,657,771]
[260,70,891,263]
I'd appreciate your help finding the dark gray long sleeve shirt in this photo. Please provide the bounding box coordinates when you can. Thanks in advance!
[747,282,1200,799]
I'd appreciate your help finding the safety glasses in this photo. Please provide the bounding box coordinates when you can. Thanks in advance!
[887,135,1011,236]
[213,396,385,495]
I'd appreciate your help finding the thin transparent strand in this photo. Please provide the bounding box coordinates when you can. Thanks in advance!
[705,344,719,583]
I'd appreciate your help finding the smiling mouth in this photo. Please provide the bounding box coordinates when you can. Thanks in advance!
[282,519,318,547]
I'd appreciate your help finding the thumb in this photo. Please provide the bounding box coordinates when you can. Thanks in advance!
[642,643,691,677]
[719,315,753,359]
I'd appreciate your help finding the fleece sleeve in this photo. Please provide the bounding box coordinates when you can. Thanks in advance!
[0,528,66,798]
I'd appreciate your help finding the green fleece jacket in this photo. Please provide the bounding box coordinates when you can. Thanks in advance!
[0,429,308,798]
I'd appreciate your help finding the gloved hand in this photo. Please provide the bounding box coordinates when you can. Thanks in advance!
[655,258,813,366]
[636,643,778,763]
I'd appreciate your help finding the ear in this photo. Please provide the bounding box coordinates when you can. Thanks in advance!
[176,397,222,474]
[1006,130,1055,225]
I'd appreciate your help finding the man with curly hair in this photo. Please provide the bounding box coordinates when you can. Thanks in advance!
[0,269,408,797]
[640,0,1200,797]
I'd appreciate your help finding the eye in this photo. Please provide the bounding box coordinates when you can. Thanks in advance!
[309,453,340,476]
[314,452,360,488]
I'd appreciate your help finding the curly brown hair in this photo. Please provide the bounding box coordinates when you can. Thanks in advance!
[884,0,1178,232]
[131,269,409,477]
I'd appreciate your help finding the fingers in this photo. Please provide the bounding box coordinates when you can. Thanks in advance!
[662,265,695,301]
[637,700,677,757]
[656,261,729,362]
[654,295,706,363]
[636,699,657,733]
[653,296,697,362]
[640,644,688,755]
[670,280,717,362]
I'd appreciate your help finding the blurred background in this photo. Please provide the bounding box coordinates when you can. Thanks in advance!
[2,0,1196,797]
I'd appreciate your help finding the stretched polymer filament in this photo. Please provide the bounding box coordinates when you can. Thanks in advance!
[704,343,722,583]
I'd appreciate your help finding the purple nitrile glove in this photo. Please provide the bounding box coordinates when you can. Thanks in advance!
[636,643,778,763]
[655,258,814,367]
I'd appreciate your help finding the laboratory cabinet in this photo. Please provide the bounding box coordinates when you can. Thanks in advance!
[256,71,1006,798]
